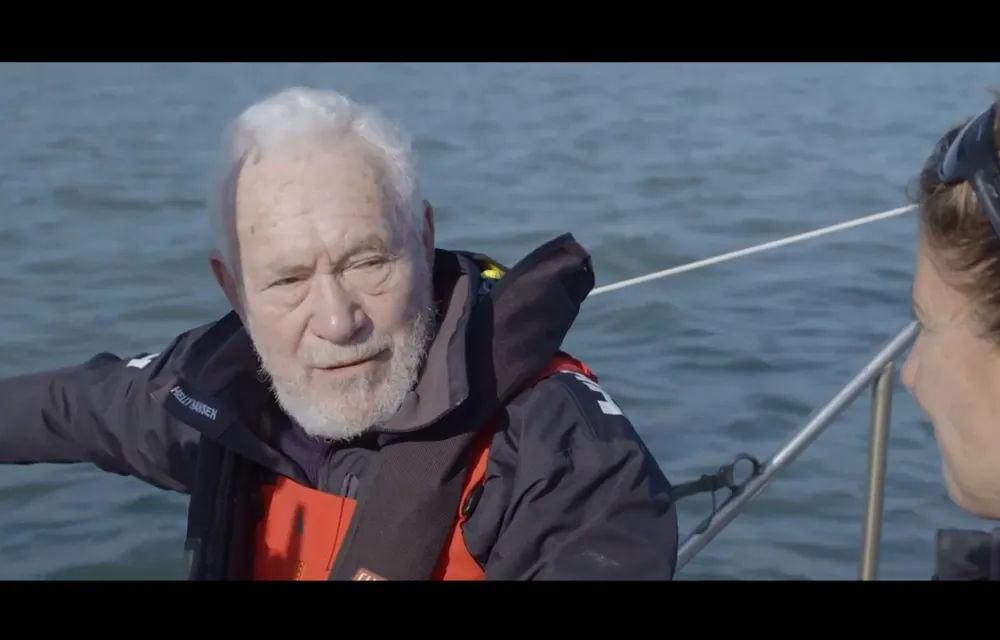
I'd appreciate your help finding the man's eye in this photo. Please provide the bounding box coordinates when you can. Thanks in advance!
[271,276,302,288]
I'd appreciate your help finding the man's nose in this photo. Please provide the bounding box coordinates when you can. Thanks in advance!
[308,274,366,344]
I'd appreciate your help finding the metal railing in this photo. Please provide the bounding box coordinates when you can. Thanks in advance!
[675,320,921,579]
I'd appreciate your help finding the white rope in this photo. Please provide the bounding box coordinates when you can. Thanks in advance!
[587,204,918,297]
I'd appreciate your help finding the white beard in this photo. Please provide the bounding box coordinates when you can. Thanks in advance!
[248,297,436,443]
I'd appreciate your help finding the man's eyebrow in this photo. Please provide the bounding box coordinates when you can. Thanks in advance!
[333,236,395,265]
[260,259,312,280]
[256,235,395,276]
[348,236,391,254]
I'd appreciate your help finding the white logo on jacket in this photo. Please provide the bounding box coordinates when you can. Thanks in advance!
[569,372,623,416]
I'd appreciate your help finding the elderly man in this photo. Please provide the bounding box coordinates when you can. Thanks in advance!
[0,87,678,580]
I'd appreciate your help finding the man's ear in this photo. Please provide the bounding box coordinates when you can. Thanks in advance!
[210,249,245,318]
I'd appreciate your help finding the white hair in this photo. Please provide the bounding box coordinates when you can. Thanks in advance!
[208,87,423,272]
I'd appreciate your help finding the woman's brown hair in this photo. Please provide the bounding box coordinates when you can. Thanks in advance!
[910,96,1000,340]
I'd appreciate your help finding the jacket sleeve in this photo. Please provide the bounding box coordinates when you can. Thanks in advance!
[477,371,679,580]
[0,334,202,494]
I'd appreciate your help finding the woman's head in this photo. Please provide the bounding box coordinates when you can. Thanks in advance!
[902,98,1000,519]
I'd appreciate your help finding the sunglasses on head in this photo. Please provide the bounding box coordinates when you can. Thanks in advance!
[935,101,1000,239]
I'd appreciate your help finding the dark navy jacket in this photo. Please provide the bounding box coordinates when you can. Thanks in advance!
[932,527,1000,580]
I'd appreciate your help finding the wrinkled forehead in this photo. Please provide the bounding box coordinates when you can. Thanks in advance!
[232,144,402,264]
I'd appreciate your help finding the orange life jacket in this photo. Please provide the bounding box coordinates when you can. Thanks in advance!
[251,352,597,581]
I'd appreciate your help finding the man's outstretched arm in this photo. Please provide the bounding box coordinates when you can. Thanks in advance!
[0,329,206,493]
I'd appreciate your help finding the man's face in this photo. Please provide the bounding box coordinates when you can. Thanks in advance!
[902,233,1000,518]
[227,140,435,441]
